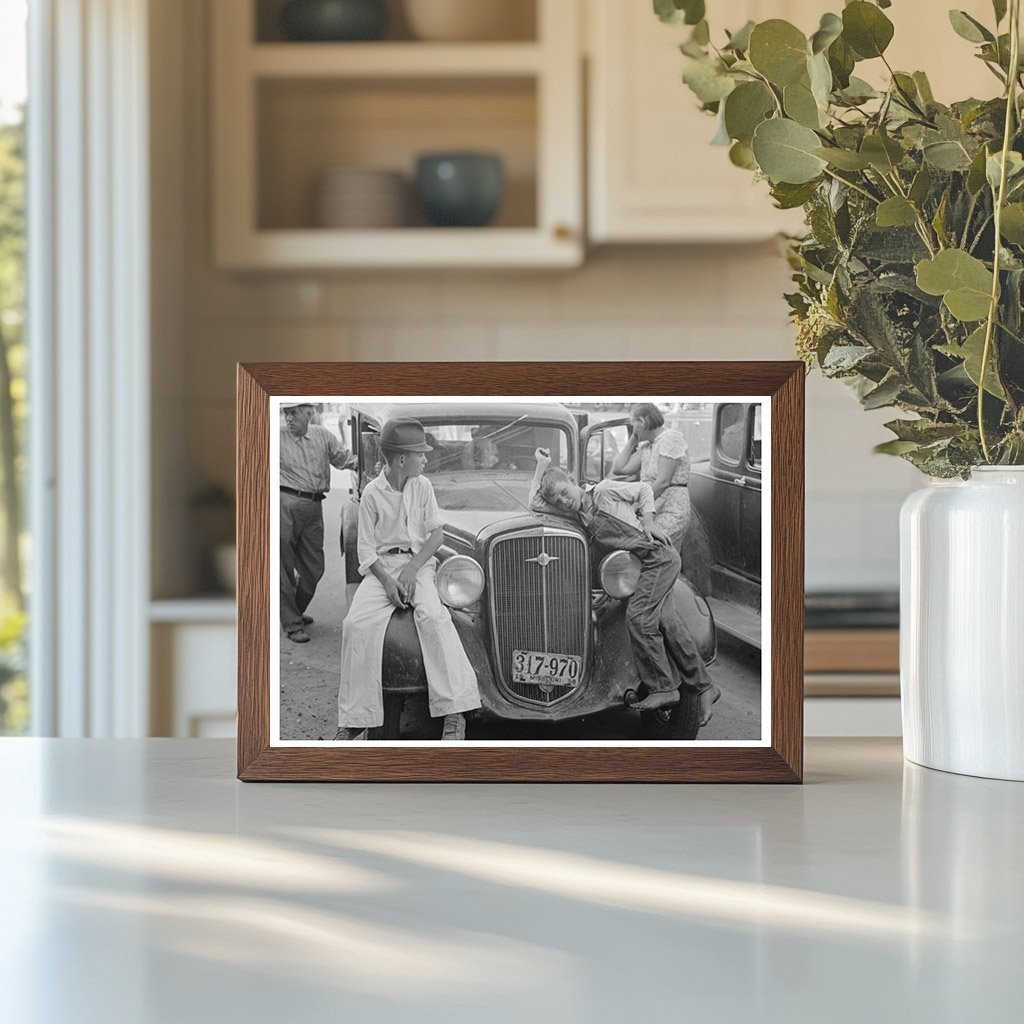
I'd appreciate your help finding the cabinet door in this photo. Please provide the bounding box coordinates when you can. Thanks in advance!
[587,0,995,244]
[587,0,810,243]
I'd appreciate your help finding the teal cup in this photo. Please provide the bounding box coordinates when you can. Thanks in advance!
[280,0,388,42]
[415,152,505,228]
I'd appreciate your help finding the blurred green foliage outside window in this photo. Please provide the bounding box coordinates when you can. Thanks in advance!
[0,2,28,734]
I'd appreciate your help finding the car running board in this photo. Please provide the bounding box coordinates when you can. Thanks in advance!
[704,597,762,649]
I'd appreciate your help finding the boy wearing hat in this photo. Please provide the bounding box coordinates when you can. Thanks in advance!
[336,418,481,740]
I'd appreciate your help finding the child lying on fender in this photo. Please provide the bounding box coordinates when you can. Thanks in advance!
[529,447,720,726]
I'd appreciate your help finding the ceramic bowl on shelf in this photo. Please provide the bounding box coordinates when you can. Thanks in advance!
[403,0,535,42]
[414,152,504,227]
[315,167,408,229]
[280,0,388,42]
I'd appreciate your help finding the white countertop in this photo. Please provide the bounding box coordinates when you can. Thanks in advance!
[1,738,1020,1023]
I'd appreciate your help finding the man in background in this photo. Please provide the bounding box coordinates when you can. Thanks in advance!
[280,402,353,643]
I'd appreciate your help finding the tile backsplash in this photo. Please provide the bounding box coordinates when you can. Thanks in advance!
[179,246,916,595]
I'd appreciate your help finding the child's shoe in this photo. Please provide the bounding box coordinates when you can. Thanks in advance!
[441,713,466,741]
[333,727,368,741]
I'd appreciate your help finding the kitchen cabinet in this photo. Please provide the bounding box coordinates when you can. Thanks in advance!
[150,600,237,737]
[587,0,809,243]
[212,0,583,269]
[587,0,999,244]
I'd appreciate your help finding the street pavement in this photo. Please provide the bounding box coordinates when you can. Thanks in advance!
[279,479,763,742]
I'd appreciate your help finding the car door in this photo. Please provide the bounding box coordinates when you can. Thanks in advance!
[579,418,632,484]
[341,413,380,579]
[738,405,762,580]
[695,402,748,572]
[354,413,381,494]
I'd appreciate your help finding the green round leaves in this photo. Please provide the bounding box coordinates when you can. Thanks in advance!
[810,12,843,55]
[842,1,894,59]
[682,57,736,104]
[724,81,775,144]
[875,197,918,228]
[915,249,994,322]
[748,20,809,86]
[1000,203,1024,245]
[752,118,828,184]
[948,10,994,44]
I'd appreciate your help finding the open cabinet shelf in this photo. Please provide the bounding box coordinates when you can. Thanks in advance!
[212,0,582,269]
[249,42,546,77]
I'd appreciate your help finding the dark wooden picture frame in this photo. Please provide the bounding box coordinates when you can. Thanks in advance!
[238,362,804,782]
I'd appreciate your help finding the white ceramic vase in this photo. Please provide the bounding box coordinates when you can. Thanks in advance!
[900,467,1024,780]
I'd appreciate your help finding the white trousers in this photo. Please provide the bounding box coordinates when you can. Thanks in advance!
[337,553,482,728]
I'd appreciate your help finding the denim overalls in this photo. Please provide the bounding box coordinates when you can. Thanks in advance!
[583,503,713,698]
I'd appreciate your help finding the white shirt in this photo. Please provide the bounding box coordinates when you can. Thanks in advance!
[357,471,445,575]
[529,475,655,532]
[588,478,656,530]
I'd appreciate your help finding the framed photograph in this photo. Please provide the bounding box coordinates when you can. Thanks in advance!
[237,362,803,782]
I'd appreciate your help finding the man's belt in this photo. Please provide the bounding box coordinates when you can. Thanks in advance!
[281,486,326,501]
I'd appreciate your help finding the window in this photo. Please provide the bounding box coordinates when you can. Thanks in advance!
[584,423,628,481]
[718,403,746,465]
[0,0,27,734]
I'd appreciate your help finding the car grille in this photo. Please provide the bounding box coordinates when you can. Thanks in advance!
[488,528,590,705]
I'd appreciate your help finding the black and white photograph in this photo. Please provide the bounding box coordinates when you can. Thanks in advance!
[271,395,770,746]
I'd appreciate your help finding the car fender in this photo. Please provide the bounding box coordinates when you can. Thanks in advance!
[381,608,428,694]
[670,574,717,665]
[380,605,493,697]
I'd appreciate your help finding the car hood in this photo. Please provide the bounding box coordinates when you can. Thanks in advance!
[430,474,580,545]
[443,508,528,539]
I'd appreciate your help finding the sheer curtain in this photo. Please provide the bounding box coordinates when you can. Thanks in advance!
[28,0,150,736]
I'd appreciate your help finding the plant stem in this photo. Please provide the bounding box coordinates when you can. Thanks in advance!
[884,171,939,254]
[969,213,994,253]
[750,69,784,117]
[962,191,979,249]
[979,0,1021,462]
[822,167,880,205]
[997,319,1024,345]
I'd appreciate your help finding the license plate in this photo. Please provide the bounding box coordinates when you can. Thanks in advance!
[511,650,581,687]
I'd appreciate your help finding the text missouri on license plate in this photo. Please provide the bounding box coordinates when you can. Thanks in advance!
[511,650,582,686]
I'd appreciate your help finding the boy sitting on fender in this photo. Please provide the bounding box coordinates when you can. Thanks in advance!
[335,418,481,741]
[530,447,719,725]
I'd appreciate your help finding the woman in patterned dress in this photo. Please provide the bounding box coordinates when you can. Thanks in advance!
[610,402,691,549]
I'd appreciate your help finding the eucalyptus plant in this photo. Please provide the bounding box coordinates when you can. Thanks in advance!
[657,0,1024,475]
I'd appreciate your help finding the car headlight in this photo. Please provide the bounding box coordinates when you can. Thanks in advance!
[436,555,485,608]
[599,550,642,599]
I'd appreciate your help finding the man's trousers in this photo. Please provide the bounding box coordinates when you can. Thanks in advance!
[337,553,482,729]
[280,491,325,633]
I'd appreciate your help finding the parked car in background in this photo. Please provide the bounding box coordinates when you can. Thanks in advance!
[340,402,717,739]
[688,402,763,649]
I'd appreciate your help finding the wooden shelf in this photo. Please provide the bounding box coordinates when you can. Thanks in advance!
[150,597,237,623]
[249,42,544,78]
[217,226,580,270]
[805,629,900,675]
[804,673,900,698]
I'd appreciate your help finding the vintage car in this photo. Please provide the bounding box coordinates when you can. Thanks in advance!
[340,402,716,739]
[688,402,763,649]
